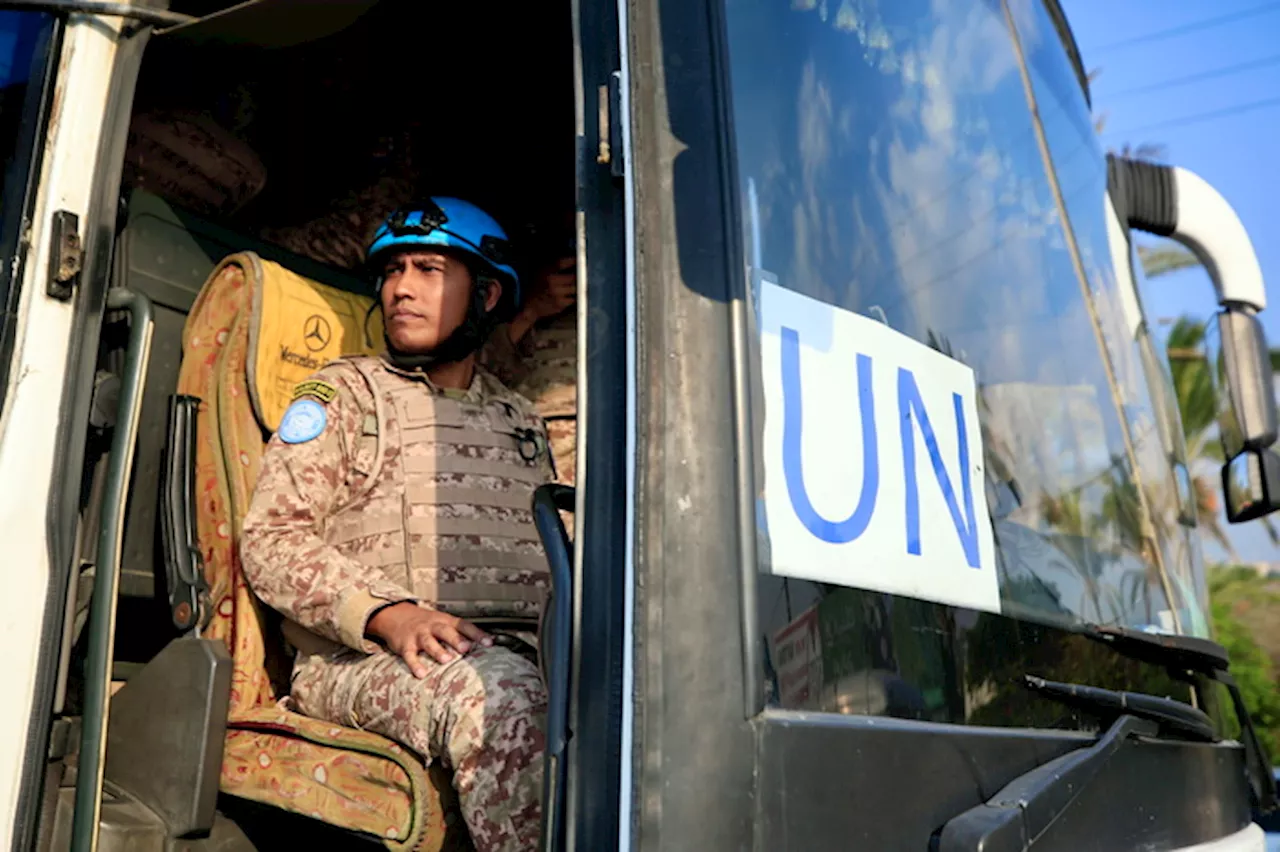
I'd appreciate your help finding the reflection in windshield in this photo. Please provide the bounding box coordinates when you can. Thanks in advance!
[727,0,1204,647]
[1006,0,1208,638]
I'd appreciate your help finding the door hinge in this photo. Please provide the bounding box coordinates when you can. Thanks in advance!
[47,209,82,301]
[597,70,624,178]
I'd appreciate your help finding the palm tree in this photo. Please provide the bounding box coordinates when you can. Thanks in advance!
[1137,243,1201,279]
[1164,317,1222,464]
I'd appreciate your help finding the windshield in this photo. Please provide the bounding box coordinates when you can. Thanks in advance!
[724,0,1208,715]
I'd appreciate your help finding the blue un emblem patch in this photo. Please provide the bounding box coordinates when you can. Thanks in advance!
[278,398,328,444]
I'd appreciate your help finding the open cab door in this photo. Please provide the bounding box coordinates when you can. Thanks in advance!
[0,7,160,850]
[2,1,623,850]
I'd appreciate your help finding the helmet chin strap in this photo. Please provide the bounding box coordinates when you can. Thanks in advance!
[382,278,499,372]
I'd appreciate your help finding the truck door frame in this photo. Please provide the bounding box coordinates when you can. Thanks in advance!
[624,0,759,848]
[7,11,152,851]
[567,0,632,849]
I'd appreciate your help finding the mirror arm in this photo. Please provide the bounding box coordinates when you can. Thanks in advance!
[1109,155,1280,525]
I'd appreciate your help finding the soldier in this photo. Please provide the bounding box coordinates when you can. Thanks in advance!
[270,188,580,485]
[240,197,554,852]
[481,245,577,484]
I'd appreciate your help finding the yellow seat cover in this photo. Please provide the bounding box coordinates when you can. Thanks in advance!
[244,252,384,431]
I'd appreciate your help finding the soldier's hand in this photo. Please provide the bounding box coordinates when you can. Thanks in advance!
[506,256,576,346]
[529,256,576,319]
[366,602,493,678]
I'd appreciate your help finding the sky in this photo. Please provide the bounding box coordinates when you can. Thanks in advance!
[1062,0,1280,564]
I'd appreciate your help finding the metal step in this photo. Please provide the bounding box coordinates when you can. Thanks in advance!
[45,782,258,852]
[48,784,167,852]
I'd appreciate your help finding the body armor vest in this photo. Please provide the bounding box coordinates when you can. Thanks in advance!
[326,357,550,619]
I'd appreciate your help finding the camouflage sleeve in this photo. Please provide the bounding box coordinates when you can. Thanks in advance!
[240,362,418,653]
[477,322,537,389]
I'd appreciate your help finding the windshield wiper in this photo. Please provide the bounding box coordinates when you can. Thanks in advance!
[935,676,1239,852]
[934,711,1158,852]
[1021,674,1217,742]
[1082,623,1228,671]
[1079,623,1278,814]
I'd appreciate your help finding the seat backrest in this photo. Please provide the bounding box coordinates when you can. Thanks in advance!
[176,248,381,706]
[116,189,374,607]
[241,252,383,433]
[172,240,458,850]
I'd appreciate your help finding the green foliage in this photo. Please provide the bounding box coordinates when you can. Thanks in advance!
[1137,243,1202,280]
[1209,566,1280,759]
[1164,317,1219,449]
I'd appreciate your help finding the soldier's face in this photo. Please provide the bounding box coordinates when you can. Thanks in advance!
[380,249,477,353]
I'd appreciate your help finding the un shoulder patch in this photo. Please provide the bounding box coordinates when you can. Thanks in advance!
[278,399,327,444]
[292,379,338,404]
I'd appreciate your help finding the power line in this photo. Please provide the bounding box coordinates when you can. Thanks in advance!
[1108,53,1280,99]
[1090,1,1280,54]
[1112,94,1280,136]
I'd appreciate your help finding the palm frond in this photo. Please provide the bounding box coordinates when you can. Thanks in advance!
[1138,244,1201,279]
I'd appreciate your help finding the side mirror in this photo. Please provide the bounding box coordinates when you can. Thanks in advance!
[1107,155,1278,526]
[1218,306,1280,523]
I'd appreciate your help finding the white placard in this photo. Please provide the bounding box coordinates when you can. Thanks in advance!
[758,276,1001,615]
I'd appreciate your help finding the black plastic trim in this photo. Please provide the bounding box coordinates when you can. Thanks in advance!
[1040,0,1091,110]
[19,20,152,852]
[566,0,628,848]
[159,393,206,632]
[1108,154,1179,238]
[706,0,763,720]
[532,483,575,852]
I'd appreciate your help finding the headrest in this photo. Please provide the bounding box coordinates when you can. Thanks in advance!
[232,252,383,431]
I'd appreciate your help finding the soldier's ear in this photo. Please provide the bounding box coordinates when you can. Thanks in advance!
[480,277,502,313]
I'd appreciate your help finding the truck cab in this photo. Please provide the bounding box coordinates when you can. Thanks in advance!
[0,0,1275,850]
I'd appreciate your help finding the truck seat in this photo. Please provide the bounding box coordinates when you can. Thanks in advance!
[177,250,467,850]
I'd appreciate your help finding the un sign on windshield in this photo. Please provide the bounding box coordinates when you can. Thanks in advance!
[757,275,1001,615]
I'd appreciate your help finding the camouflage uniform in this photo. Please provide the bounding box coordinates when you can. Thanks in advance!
[481,309,577,485]
[241,355,554,852]
[245,161,580,487]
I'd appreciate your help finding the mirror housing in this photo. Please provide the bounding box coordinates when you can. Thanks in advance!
[1223,447,1280,524]
[1218,305,1280,523]
[1218,305,1277,451]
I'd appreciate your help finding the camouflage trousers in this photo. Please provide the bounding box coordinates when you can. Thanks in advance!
[291,643,546,852]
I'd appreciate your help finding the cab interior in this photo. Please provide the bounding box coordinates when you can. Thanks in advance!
[42,1,578,849]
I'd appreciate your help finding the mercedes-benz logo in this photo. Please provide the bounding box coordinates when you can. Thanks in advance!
[303,315,332,352]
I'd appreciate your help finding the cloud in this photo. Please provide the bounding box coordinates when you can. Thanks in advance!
[744,0,1193,625]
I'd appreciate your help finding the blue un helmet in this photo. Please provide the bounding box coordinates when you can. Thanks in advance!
[366,197,523,368]
[366,196,521,317]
